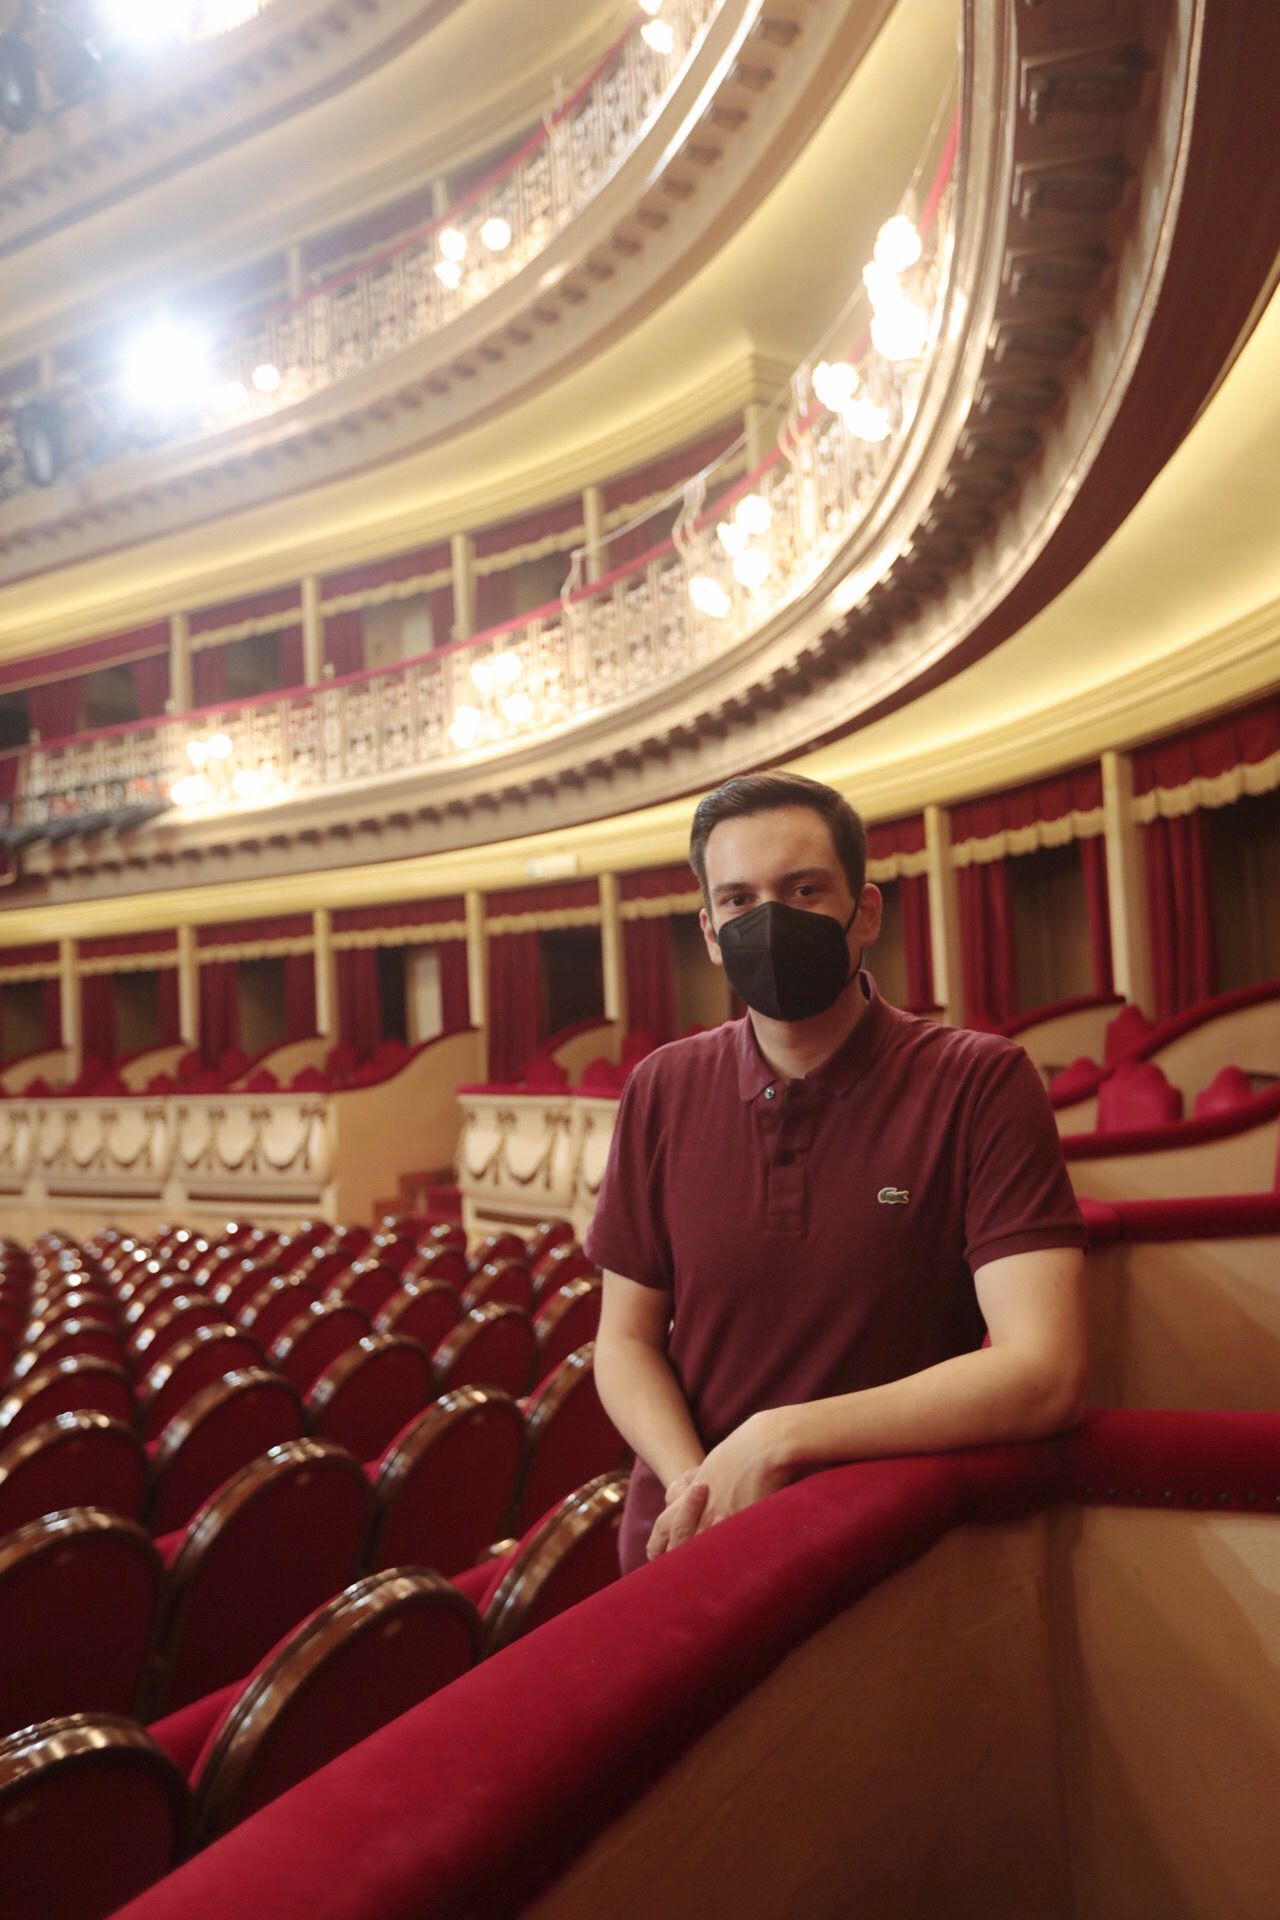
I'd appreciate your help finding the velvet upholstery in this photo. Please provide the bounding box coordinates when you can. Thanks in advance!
[483,1475,627,1655]
[0,1357,135,1441]
[1079,1190,1280,1242]
[373,1281,461,1356]
[139,1328,263,1442]
[236,1277,320,1349]
[1096,1059,1183,1133]
[432,1304,536,1399]
[305,1336,435,1461]
[1062,1081,1280,1160]
[531,1281,603,1380]
[150,1680,243,1778]
[1192,1063,1257,1119]
[369,1388,526,1577]
[0,1412,147,1535]
[269,1302,370,1393]
[513,1346,627,1535]
[147,1371,305,1535]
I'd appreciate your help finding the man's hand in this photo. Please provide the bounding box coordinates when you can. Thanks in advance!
[689,1409,793,1531]
[646,1478,709,1559]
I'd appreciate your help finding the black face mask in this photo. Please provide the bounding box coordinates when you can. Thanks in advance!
[717,897,861,1023]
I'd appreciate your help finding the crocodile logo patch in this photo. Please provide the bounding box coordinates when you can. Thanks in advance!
[877,1186,911,1205]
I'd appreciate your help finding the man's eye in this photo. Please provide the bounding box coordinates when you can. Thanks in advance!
[795,884,820,898]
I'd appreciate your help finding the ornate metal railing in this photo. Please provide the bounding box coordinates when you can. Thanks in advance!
[12,166,955,834]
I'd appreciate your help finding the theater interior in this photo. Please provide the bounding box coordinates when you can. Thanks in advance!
[0,0,1277,1914]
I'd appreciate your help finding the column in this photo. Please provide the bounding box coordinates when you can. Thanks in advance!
[464,891,487,1031]
[176,924,198,1047]
[301,575,324,685]
[286,244,304,301]
[582,483,606,584]
[1101,750,1154,1014]
[169,612,192,714]
[58,938,81,1075]
[450,533,476,643]
[599,872,626,1030]
[744,401,771,472]
[313,908,337,1038]
[923,804,963,1025]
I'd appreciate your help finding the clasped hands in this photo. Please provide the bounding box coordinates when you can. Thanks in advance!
[645,1407,793,1561]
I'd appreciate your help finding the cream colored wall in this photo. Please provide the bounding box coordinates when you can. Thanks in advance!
[119,1042,186,1090]
[1085,1239,1280,1410]
[1152,999,1280,1103]
[0,1046,70,1092]
[329,1026,483,1218]
[1067,1115,1279,1200]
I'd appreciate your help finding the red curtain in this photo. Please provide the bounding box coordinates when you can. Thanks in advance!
[79,975,116,1067]
[957,861,1017,1025]
[27,678,83,743]
[1143,813,1217,1018]
[486,931,542,1081]
[0,624,167,698]
[1132,693,1280,798]
[130,653,171,719]
[283,953,316,1040]
[193,647,227,707]
[474,569,516,632]
[156,969,181,1046]
[276,626,304,690]
[336,949,382,1061]
[623,918,676,1044]
[439,942,471,1033]
[198,961,240,1065]
[1079,837,1114,995]
[42,980,62,1050]
[324,611,366,678]
[898,873,934,1009]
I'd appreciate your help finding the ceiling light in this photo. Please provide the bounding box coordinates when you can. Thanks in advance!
[716,519,748,558]
[731,548,771,591]
[733,491,772,537]
[873,214,923,274]
[640,19,675,53]
[124,320,208,416]
[434,259,462,290]
[502,692,534,725]
[844,396,891,443]
[689,574,731,618]
[449,706,483,748]
[438,227,468,263]
[480,216,512,252]
[813,360,860,413]
[251,362,281,394]
[871,301,928,363]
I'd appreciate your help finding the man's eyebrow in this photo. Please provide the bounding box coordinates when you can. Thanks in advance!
[710,866,831,898]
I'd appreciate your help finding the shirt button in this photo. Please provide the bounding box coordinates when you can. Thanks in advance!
[763,1085,776,1101]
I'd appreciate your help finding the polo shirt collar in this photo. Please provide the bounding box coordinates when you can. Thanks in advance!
[735,971,892,1101]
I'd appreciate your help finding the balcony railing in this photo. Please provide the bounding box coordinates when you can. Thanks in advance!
[10,135,956,834]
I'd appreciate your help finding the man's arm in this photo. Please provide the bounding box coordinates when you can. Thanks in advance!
[675,1245,1086,1537]
[594,1269,706,1492]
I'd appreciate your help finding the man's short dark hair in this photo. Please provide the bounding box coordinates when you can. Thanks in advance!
[689,771,867,905]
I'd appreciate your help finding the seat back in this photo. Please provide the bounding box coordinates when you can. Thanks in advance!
[306,1334,435,1460]
[401,1245,467,1290]
[269,1299,370,1392]
[532,1278,603,1378]
[0,1357,135,1443]
[129,1295,229,1367]
[461,1257,535,1314]
[148,1368,305,1535]
[12,1317,124,1379]
[466,1231,527,1275]
[373,1280,460,1355]
[1104,1002,1154,1064]
[139,1325,263,1441]
[210,1260,277,1321]
[0,1510,163,1732]
[369,1386,526,1576]
[192,1569,479,1842]
[526,1218,575,1265]
[0,1714,191,1920]
[153,1439,373,1717]
[531,1241,598,1302]
[514,1344,626,1536]
[432,1303,536,1398]
[1192,1064,1256,1120]
[324,1260,404,1318]
[0,1412,147,1535]
[1096,1059,1184,1133]
[235,1274,319,1349]
[482,1472,628,1655]
[424,1222,466,1254]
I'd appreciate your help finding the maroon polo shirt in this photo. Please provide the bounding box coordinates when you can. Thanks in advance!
[584,972,1086,1572]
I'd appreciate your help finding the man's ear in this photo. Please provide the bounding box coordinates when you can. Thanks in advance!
[699,904,723,969]
[857,881,884,946]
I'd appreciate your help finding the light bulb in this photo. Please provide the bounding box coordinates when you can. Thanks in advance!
[438,227,468,263]
[185,739,208,766]
[733,491,772,537]
[873,214,922,273]
[813,359,860,412]
[502,692,533,725]
[845,396,891,443]
[731,547,771,591]
[231,767,266,799]
[251,362,281,394]
[170,773,211,807]
[862,261,904,315]
[480,216,512,252]
[492,650,522,685]
[640,18,675,52]
[871,301,928,362]
[206,732,233,759]
[434,259,462,290]
[689,574,731,618]
[449,706,483,748]
[124,321,208,416]
[716,519,748,558]
[470,659,495,694]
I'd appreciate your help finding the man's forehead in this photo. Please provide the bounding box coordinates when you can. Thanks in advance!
[703,806,839,880]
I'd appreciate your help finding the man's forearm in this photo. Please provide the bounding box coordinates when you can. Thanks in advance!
[774,1342,1084,1475]
[594,1334,705,1489]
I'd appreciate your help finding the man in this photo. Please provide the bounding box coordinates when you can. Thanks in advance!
[587,770,1087,1574]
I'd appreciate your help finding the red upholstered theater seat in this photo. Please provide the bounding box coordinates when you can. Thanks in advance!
[0,1714,191,1920]
[368,1385,526,1576]
[401,1244,468,1289]
[138,1326,263,1442]
[466,1230,527,1275]
[531,1240,599,1303]
[433,1302,537,1398]
[129,1296,230,1369]
[0,1412,147,1534]
[305,1334,436,1460]
[372,1279,461,1354]
[425,1222,467,1254]
[0,1510,163,1732]
[235,1273,320,1348]
[461,1255,536,1314]
[1103,1002,1153,1063]
[148,1439,373,1718]
[323,1259,404,1318]
[1096,1059,1184,1133]
[1192,1064,1257,1120]
[12,1316,124,1378]
[147,1369,305,1535]
[483,1471,629,1655]
[527,1218,575,1266]
[1047,1055,1101,1103]
[363,1231,419,1276]
[533,1278,604,1378]
[514,1344,628,1535]
[123,1277,190,1333]
[190,1569,479,1843]
[210,1260,278,1321]
[269,1299,370,1392]
[0,1357,135,1442]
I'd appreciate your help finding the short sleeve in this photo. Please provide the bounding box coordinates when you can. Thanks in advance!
[582,1061,673,1290]
[963,1042,1087,1272]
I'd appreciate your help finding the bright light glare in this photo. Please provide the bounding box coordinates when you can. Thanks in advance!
[210,380,249,415]
[845,396,891,443]
[104,0,191,46]
[640,19,675,52]
[480,216,512,252]
[231,767,268,799]
[492,650,522,686]
[862,261,905,315]
[470,659,495,694]
[733,491,772,537]
[716,519,748,558]
[438,227,468,263]
[637,0,664,13]
[874,214,922,273]
[434,259,463,290]
[125,321,208,415]
[689,574,731,618]
[871,301,928,362]
[206,731,234,759]
[449,706,483,748]
[251,363,281,394]
[170,773,211,808]
[186,739,208,767]
[502,692,534,725]
[813,359,860,412]
[731,547,771,591]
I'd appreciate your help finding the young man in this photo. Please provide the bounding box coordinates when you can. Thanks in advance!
[586,771,1087,1573]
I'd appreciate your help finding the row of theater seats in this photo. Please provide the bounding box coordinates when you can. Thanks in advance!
[1058,1057,1272,1132]
[11,1036,424,1100]
[0,1215,633,1920]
